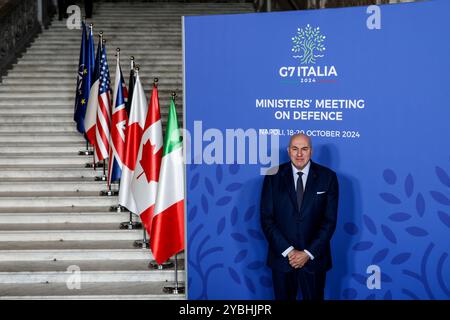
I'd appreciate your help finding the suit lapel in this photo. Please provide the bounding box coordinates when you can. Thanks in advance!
[281,163,299,212]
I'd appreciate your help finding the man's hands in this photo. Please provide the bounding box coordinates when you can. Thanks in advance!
[287,249,310,269]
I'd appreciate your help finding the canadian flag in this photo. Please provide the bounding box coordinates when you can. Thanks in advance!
[131,84,163,237]
[118,72,147,213]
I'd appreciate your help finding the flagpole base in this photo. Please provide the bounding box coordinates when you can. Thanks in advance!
[133,239,150,249]
[110,205,128,213]
[149,260,174,270]
[78,150,94,156]
[94,175,107,181]
[163,283,185,295]
[86,162,104,168]
[120,221,142,230]
[100,190,119,196]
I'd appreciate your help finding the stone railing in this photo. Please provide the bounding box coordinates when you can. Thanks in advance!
[0,0,55,82]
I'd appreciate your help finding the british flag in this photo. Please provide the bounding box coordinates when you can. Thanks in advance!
[95,44,112,163]
[108,54,129,185]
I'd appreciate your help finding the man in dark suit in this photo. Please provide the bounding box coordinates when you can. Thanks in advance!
[260,133,339,300]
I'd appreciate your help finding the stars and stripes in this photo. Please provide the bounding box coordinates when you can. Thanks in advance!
[95,45,112,163]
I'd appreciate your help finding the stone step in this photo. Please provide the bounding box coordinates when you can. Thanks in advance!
[0,95,182,106]
[0,223,126,231]
[28,43,182,50]
[0,195,117,208]
[21,50,182,57]
[0,241,184,260]
[0,260,184,283]
[35,35,182,42]
[0,205,115,214]
[0,107,179,119]
[0,154,90,166]
[0,132,81,141]
[16,56,181,64]
[0,258,184,272]
[0,179,104,192]
[15,60,180,67]
[0,212,131,225]
[0,144,86,154]
[4,71,182,79]
[0,240,143,251]
[0,229,140,241]
[0,91,183,99]
[8,64,182,72]
[0,97,73,105]
[38,31,182,38]
[34,40,181,47]
[0,180,106,193]
[0,99,182,109]
[0,106,75,115]
[0,81,182,91]
[29,41,182,47]
[0,189,111,198]
[5,68,182,76]
[0,190,104,198]
[0,168,98,179]
[0,122,76,130]
[0,281,184,299]
[22,52,180,60]
[0,92,74,98]
[7,68,173,76]
[1,77,182,85]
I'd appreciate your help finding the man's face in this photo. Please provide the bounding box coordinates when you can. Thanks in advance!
[288,135,312,170]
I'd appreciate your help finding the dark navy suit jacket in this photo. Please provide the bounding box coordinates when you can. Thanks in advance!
[260,161,339,273]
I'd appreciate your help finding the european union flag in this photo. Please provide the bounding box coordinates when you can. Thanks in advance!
[74,23,95,135]
[73,22,86,133]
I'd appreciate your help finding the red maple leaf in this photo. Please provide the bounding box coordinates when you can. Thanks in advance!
[136,139,162,183]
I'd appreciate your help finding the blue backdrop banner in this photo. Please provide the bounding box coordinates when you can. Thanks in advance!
[183,0,450,299]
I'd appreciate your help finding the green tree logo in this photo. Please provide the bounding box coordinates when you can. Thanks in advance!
[292,24,326,64]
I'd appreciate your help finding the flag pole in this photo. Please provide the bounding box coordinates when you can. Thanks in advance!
[110,179,125,212]
[133,228,149,249]
[163,253,184,294]
[130,56,135,72]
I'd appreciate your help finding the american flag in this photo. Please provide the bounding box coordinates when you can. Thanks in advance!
[95,44,111,162]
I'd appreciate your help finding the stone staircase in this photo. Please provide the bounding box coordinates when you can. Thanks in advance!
[0,1,254,299]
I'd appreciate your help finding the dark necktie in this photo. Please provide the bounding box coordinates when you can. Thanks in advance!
[296,172,304,212]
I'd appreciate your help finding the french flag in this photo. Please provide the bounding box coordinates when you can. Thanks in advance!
[84,36,102,148]
[108,51,129,186]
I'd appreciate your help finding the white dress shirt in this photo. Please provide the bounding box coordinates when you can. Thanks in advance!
[281,161,315,260]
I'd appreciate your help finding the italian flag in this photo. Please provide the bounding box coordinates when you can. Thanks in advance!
[150,97,184,264]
